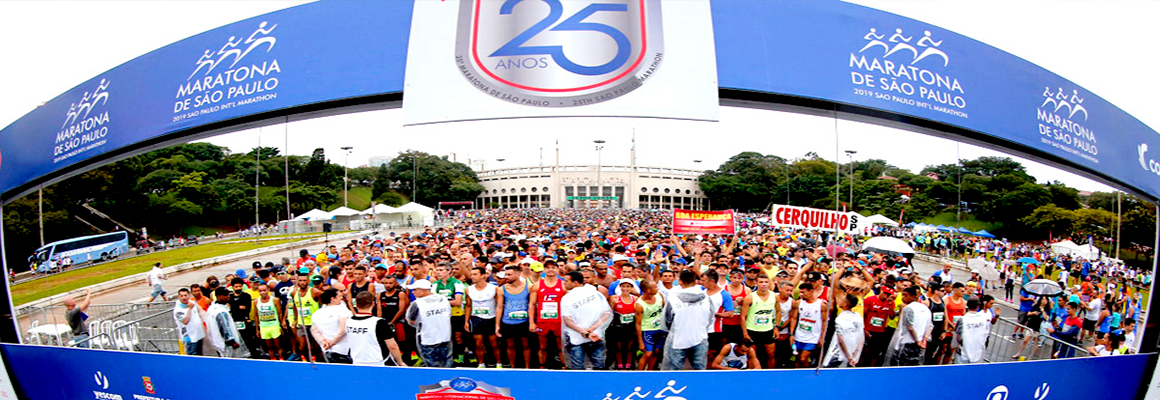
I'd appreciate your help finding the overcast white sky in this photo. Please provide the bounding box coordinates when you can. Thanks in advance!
[2,1,1158,193]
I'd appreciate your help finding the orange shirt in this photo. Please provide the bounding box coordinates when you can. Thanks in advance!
[945,295,966,327]
[195,296,211,311]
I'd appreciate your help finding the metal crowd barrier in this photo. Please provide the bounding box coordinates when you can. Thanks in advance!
[980,316,1089,362]
[23,301,177,347]
[73,307,181,353]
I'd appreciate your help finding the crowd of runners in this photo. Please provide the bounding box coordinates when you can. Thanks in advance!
[144,209,1145,369]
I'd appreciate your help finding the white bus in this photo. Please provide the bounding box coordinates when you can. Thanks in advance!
[30,231,129,271]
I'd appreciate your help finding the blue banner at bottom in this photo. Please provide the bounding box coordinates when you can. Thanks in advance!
[0,344,1150,400]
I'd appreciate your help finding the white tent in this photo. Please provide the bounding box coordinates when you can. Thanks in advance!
[357,204,400,229]
[327,206,361,217]
[360,204,397,215]
[864,214,899,227]
[395,202,435,226]
[294,208,333,221]
[1050,240,1102,260]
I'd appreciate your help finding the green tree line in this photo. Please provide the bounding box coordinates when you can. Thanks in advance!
[2,144,482,270]
[698,152,1155,253]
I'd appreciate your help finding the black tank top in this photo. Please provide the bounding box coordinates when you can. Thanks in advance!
[379,289,401,320]
[928,300,946,334]
[350,281,372,298]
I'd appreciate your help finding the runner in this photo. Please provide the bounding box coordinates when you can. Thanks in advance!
[924,282,948,365]
[464,267,501,368]
[173,288,207,356]
[146,262,168,302]
[286,270,322,362]
[889,286,931,366]
[741,275,778,369]
[662,270,713,371]
[607,279,638,370]
[942,282,967,364]
[791,281,827,368]
[205,287,248,358]
[701,270,735,364]
[710,341,760,370]
[311,289,353,363]
[496,265,533,368]
[823,293,863,368]
[634,279,666,371]
[529,259,567,369]
[251,283,285,360]
[432,262,468,365]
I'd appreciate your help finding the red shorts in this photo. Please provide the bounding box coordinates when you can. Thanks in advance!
[536,321,562,336]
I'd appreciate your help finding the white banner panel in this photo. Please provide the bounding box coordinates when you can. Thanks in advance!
[403,0,719,125]
[769,204,861,234]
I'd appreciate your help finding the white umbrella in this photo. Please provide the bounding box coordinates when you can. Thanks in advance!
[862,236,915,256]
[1023,279,1063,297]
[979,264,1001,281]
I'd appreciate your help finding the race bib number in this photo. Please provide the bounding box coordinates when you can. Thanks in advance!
[953,315,962,325]
[235,321,246,330]
[473,308,492,317]
[870,317,884,327]
[801,324,813,332]
[439,289,452,298]
[755,315,771,325]
[932,312,945,322]
[619,313,635,324]
[299,308,312,317]
[540,303,559,319]
[509,311,528,320]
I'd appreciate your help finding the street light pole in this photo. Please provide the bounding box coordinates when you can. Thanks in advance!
[496,159,505,208]
[845,150,857,211]
[412,154,418,203]
[784,162,791,205]
[594,140,605,209]
[341,146,353,207]
[254,133,261,243]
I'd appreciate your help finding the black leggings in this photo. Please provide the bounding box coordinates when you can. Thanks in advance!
[1005,283,1015,299]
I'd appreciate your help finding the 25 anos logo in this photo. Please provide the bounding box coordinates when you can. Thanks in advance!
[455,0,664,107]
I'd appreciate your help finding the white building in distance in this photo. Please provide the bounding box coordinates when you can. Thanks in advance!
[474,144,708,209]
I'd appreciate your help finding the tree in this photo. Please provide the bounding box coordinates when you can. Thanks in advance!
[376,191,409,207]
[384,151,483,205]
[698,152,787,211]
[1021,205,1077,237]
[300,148,342,188]
[1046,181,1082,210]
[372,165,392,201]
[1072,208,1117,238]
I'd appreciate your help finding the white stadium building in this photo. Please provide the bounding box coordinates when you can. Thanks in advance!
[474,163,709,209]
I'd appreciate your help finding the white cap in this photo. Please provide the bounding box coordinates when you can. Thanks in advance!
[406,280,433,291]
[496,271,507,279]
[617,278,636,287]
[611,254,632,263]
[520,257,535,265]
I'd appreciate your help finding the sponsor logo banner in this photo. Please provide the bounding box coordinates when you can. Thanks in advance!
[3,0,1160,205]
[672,209,735,235]
[769,204,860,234]
[0,344,1149,400]
[417,378,513,400]
[402,0,718,125]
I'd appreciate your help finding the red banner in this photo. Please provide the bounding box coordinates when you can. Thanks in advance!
[672,209,736,235]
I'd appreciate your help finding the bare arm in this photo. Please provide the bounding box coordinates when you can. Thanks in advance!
[710,344,733,370]
[740,296,753,339]
[78,289,92,311]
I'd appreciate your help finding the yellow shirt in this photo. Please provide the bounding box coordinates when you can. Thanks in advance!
[886,295,904,329]
[760,265,779,280]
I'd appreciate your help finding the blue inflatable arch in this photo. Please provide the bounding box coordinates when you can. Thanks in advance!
[0,2,1156,399]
